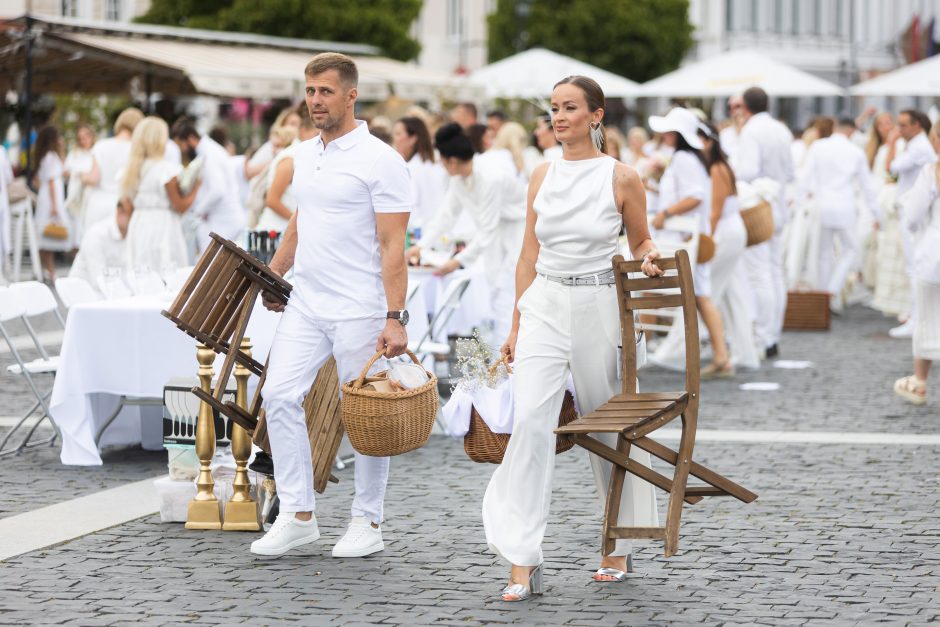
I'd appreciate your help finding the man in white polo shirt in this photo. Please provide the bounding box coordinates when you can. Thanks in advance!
[250,53,412,559]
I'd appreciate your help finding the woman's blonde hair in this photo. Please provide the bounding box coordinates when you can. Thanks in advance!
[121,116,169,199]
[865,111,892,169]
[493,121,528,174]
[270,125,298,148]
[604,126,625,160]
[113,107,144,135]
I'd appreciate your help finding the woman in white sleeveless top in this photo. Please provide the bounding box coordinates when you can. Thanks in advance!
[121,117,198,272]
[482,76,663,602]
[82,108,144,234]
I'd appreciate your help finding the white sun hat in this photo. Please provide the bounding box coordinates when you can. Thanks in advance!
[648,107,704,149]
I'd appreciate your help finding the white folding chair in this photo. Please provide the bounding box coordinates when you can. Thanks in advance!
[55,276,102,310]
[408,274,473,358]
[10,197,41,282]
[0,286,61,456]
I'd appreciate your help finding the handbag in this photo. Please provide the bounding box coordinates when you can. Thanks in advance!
[697,233,716,263]
[42,221,69,241]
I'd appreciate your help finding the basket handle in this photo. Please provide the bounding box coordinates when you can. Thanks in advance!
[488,354,513,376]
[352,349,424,389]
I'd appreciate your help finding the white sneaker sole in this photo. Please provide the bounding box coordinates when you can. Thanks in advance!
[331,539,384,558]
[250,528,321,557]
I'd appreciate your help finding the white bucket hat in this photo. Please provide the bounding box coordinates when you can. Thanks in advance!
[648,107,704,149]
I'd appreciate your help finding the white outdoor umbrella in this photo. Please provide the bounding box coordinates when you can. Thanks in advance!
[469,48,641,99]
[851,55,940,96]
[637,50,843,98]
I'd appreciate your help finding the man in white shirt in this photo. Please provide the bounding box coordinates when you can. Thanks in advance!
[250,53,412,560]
[719,95,745,163]
[798,118,878,311]
[734,87,795,357]
[171,121,244,253]
[68,203,129,295]
[885,110,938,338]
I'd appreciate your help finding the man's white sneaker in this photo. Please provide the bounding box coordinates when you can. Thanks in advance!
[331,516,384,558]
[250,513,320,556]
[888,319,915,339]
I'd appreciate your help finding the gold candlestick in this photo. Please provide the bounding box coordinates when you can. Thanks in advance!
[223,338,261,531]
[186,342,222,530]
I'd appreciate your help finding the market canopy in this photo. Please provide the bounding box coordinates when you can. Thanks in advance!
[850,55,940,96]
[0,15,482,102]
[469,48,642,99]
[637,50,844,98]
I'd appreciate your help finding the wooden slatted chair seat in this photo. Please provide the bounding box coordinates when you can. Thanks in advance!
[555,250,757,558]
[558,392,688,435]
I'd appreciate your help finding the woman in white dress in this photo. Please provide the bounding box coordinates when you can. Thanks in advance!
[482,76,662,601]
[649,108,730,375]
[255,125,299,232]
[81,108,144,234]
[893,123,940,406]
[120,117,198,272]
[34,126,72,281]
[391,116,447,234]
[63,123,96,250]
[700,122,758,373]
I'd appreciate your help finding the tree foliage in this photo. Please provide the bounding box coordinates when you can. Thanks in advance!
[488,0,694,83]
[136,0,423,61]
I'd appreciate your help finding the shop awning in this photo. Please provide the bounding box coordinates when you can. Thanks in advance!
[0,15,480,101]
[850,55,940,96]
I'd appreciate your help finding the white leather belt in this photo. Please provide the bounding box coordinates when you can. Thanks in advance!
[539,269,616,287]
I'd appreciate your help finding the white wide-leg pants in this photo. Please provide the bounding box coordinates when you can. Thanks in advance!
[713,216,760,369]
[769,231,787,345]
[744,241,775,350]
[482,275,659,567]
[817,226,858,296]
[263,303,389,523]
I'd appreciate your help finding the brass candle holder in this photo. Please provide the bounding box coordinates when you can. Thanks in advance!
[223,338,261,531]
[185,343,222,530]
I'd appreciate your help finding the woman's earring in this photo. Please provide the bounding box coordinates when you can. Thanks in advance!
[590,121,604,152]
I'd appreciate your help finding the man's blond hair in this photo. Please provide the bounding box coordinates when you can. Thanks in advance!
[304,52,358,88]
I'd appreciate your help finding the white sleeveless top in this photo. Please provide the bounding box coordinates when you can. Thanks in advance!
[533,155,620,276]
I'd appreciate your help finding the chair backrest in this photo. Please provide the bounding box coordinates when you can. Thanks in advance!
[612,250,699,399]
[55,276,102,309]
[406,280,421,305]
[0,286,26,322]
[10,281,59,317]
[428,274,472,339]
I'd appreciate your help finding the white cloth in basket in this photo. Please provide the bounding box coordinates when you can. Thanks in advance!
[442,373,579,437]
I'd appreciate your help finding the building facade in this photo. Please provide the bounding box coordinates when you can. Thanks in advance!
[0,0,151,21]
[411,0,495,75]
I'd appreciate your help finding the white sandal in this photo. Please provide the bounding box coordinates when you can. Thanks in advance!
[894,375,927,406]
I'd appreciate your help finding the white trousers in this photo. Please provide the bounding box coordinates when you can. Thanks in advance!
[817,227,858,296]
[482,275,658,566]
[262,304,389,523]
[744,242,775,350]
[769,232,787,345]
[713,216,760,369]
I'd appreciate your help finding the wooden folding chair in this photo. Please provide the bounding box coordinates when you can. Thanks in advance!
[555,249,757,557]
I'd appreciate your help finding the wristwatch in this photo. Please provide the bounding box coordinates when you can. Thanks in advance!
[387,310,409,326]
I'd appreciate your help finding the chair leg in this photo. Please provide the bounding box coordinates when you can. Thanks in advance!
[601,434,631,556]
[94,396,128,447]
[664,413,696,557]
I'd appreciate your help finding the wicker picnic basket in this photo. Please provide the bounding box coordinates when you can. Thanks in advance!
[696,233,716,263]
[740,200,774,246]
[464,359,577,464]
[341,349,439,457]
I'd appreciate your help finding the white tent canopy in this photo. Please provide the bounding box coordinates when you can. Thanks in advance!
[637,50,843,98]
[469,48,641,99]
[851,55,940,96]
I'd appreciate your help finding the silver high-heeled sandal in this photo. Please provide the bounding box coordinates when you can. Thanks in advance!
[500,563,544,601]
[593,553,634,582]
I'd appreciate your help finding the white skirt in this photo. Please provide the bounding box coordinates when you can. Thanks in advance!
[84,189,119,234]
[913,280,940,361]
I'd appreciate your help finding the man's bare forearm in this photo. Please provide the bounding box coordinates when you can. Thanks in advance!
[268,213,298,276]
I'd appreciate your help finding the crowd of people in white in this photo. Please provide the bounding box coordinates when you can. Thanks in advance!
[0,85,938,403]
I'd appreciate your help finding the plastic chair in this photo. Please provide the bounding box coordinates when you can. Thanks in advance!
[407,274,472,357]
[0,286,61,456]
[55,276,102,310]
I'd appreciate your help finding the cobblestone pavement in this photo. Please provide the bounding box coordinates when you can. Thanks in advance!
[0,304,938,625]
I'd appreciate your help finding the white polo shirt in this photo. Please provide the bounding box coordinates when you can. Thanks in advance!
[291,120,411,320]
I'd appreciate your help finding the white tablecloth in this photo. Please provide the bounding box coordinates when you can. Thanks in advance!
[51,293,280,465]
